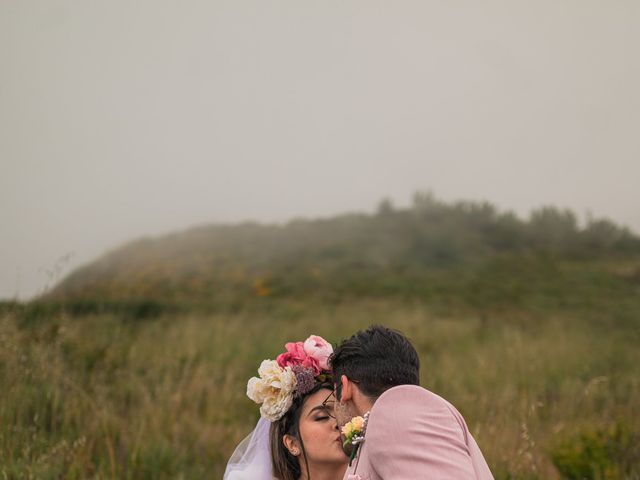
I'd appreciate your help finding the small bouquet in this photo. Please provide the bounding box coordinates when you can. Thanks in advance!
[341,412,369,465]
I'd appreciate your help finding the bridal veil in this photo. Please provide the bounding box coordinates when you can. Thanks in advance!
[223,418,274,480]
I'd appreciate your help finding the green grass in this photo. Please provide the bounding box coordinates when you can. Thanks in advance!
[5,196,640,478]
[1,298,639,479]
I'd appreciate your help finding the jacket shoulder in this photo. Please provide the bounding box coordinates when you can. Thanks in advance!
[375,384,454,411]
[358,385,481,479]
[368,385,470,443]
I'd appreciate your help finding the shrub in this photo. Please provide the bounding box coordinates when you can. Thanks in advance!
[551,423,640,479]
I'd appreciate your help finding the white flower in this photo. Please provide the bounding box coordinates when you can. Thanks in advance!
[246,359,297,421]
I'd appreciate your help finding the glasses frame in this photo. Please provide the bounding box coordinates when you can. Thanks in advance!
[320,378,360,419]
[320,390,336,419]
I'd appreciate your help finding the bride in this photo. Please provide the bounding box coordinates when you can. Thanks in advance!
[224,335,348,480]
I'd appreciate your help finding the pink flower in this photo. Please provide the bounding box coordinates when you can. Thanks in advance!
[303,335,333,371]
[347,475,362,480]
[276,342,307,369]
[301,355,321,376]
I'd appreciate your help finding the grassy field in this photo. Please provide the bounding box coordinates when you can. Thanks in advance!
[2,297,639,479]
[5,198,640,478]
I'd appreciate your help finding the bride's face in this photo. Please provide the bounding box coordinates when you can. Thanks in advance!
[297,389,348,467]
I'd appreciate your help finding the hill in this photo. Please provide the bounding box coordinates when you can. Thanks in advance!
[47,193,640,312]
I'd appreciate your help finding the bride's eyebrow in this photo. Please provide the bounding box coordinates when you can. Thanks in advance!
[307,405,330,417]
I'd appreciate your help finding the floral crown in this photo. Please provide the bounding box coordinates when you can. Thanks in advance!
[246,335,333,422]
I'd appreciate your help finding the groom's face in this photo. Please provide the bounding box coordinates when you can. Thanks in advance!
[333,397,353,428]
[332,380,358,428]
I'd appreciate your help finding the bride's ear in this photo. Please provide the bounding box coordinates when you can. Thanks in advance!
[283,434,301,457]
[340,374,353,402]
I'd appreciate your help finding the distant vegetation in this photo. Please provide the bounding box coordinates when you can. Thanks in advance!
[46,192,640,309]
[2,193,639,479]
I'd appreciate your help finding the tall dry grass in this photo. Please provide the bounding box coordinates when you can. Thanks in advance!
[1,300,639,478]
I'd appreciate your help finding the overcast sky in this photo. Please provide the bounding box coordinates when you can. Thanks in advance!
[2,1,639,300]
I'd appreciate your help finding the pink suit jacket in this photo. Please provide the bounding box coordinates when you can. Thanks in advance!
[344,385,493,480]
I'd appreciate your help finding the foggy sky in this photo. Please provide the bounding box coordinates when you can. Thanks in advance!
[2,1,639,300]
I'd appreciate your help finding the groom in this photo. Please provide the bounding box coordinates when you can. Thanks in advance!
[329,325,493,479]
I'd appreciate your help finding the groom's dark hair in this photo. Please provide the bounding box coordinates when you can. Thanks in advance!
[330,325,420,400]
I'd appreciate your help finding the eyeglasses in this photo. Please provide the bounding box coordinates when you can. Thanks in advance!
[320,379,360,419]
[320,390,336,419]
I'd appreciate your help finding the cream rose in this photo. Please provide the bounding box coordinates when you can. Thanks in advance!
[246,360,297,422]
[341,422,354,437]
[351,416,365,431]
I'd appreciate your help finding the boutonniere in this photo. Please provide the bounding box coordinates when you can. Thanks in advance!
[341,412,370,466]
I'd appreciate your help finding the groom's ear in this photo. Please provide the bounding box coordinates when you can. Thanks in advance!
[340,374,354,402]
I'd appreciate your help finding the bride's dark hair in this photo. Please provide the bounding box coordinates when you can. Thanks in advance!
[270,382,333,480]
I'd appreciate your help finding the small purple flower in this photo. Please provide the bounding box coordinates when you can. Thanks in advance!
[292,365,316,398]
